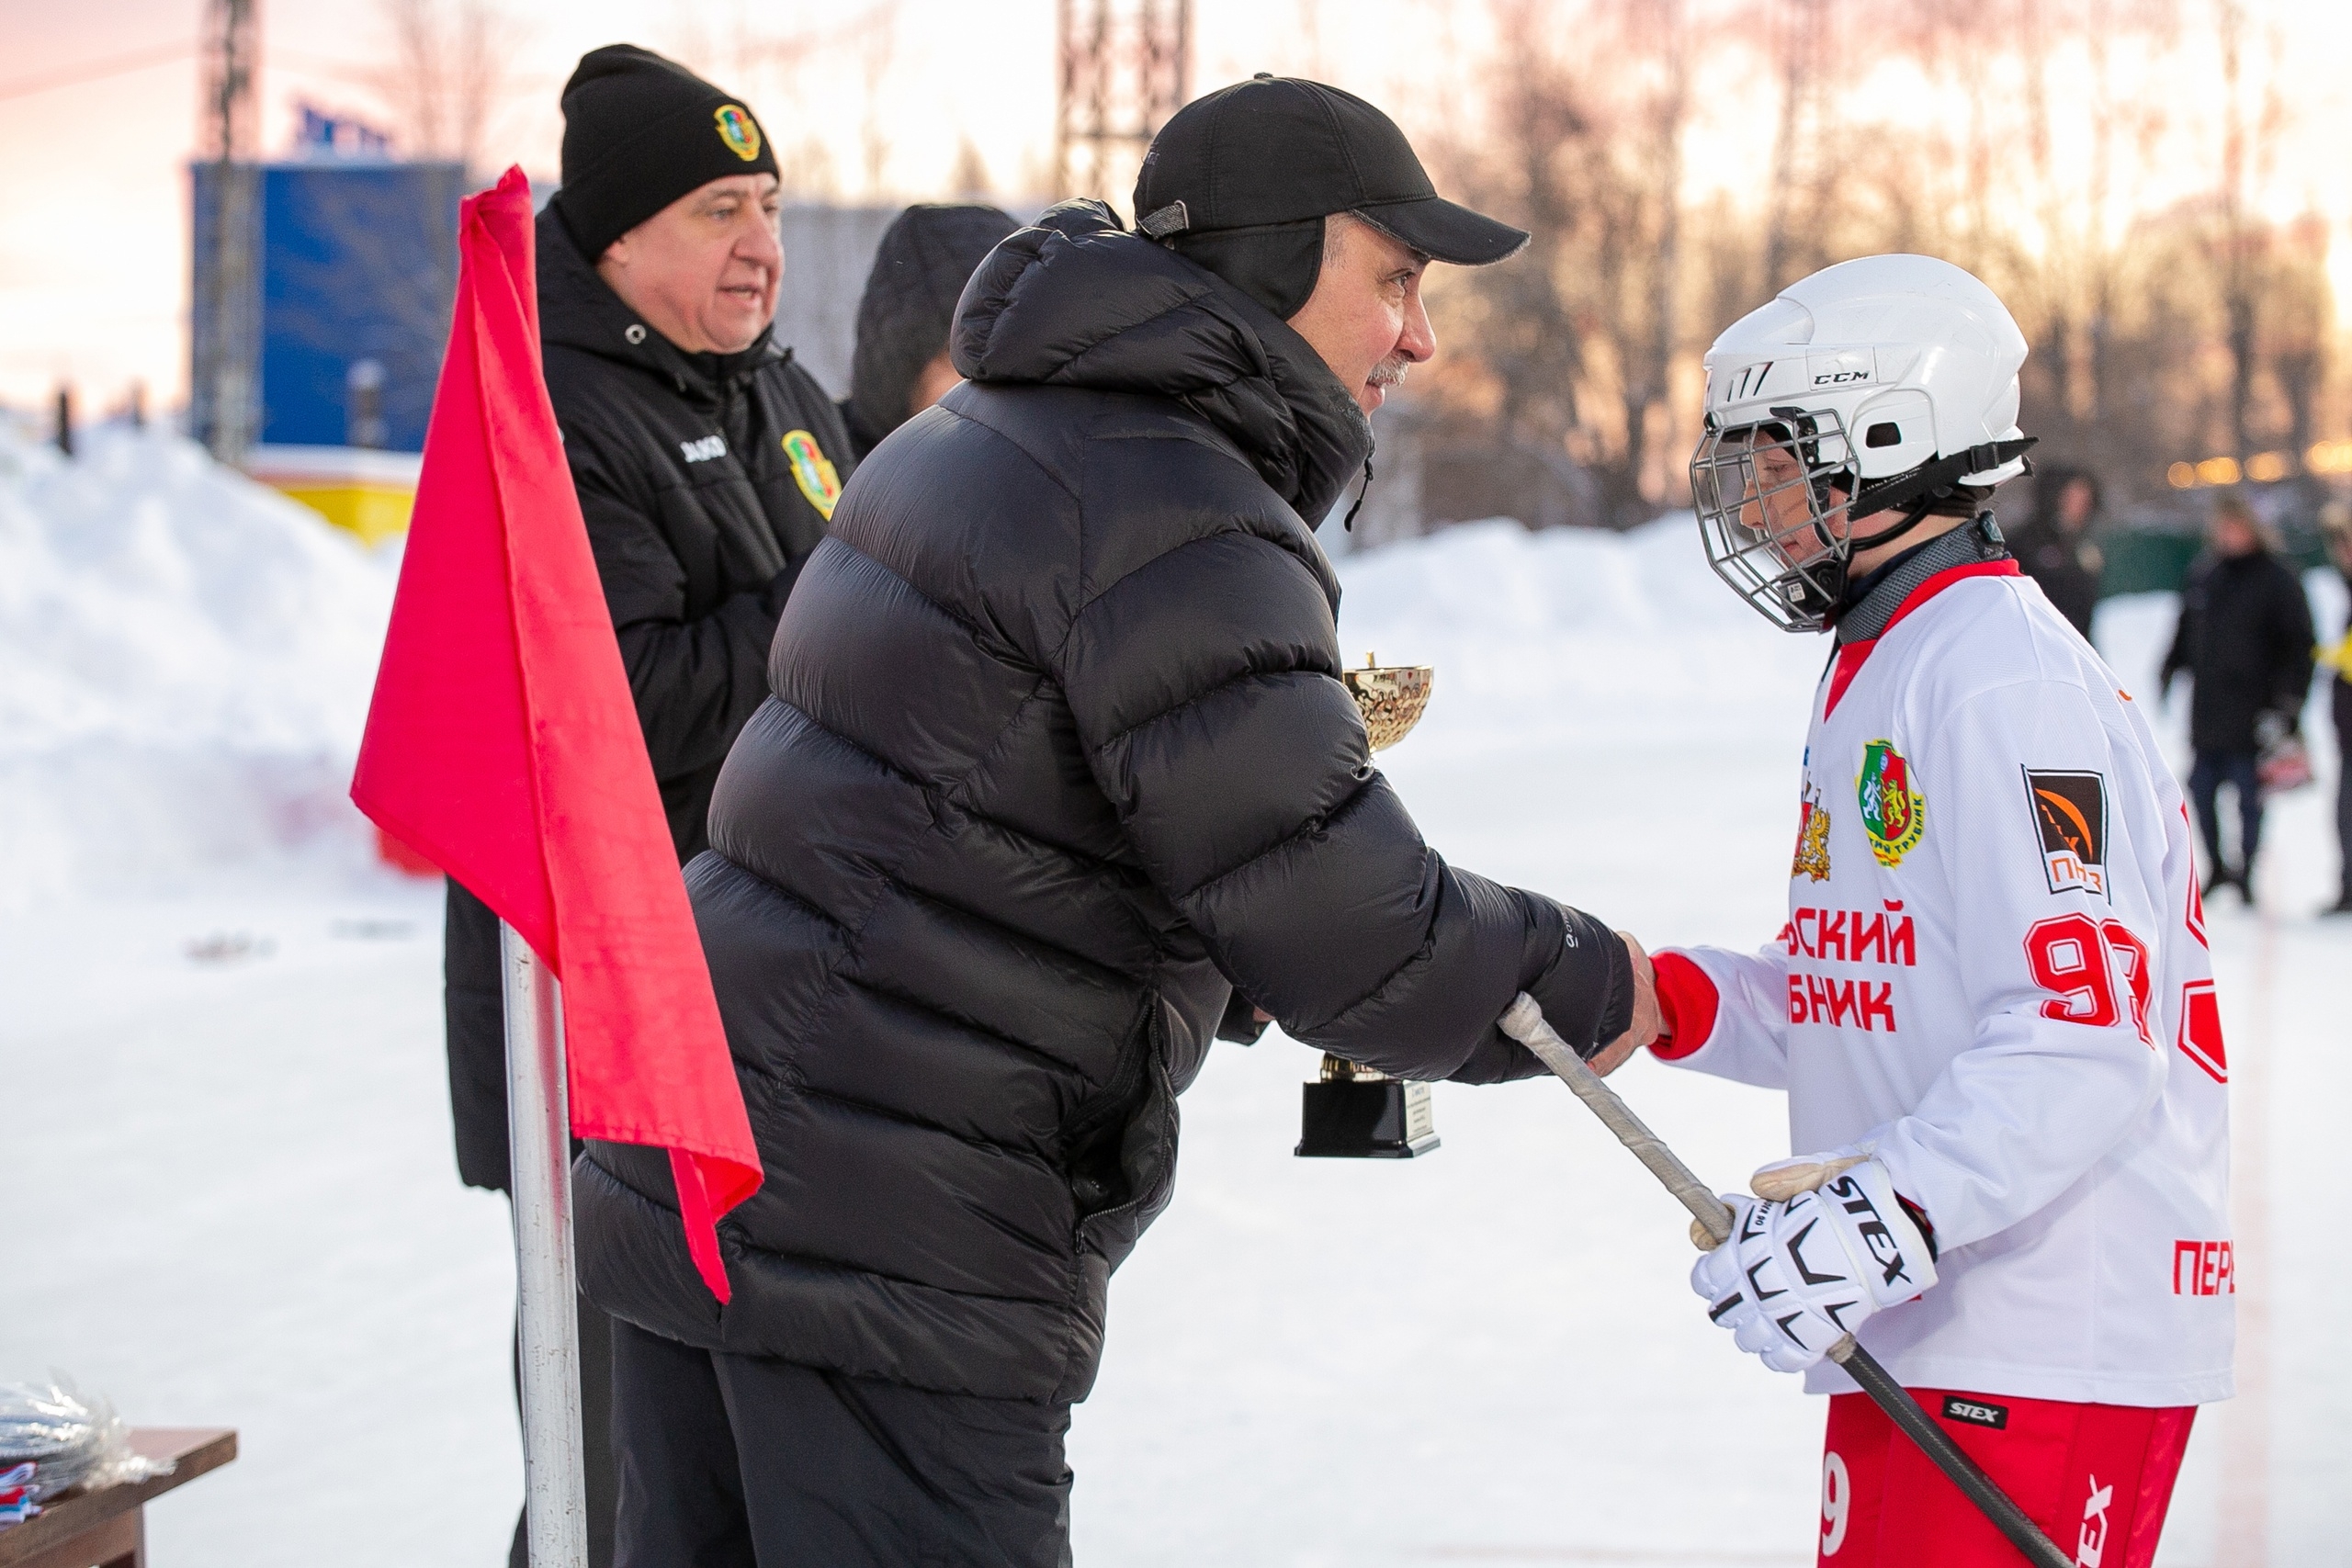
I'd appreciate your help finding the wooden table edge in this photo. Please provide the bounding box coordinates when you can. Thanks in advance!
[0,1427,236,1567]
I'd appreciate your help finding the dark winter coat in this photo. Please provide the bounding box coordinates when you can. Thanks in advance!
[2002,515,2101,637]
[841,203,1020,460]
[573,201,1634,1403]
[442,210,856,1193]
[2161,546,2315,753]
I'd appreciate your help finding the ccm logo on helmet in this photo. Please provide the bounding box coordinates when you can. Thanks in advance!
[1814,369,1871,385]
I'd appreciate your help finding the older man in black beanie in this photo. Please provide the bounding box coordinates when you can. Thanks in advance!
[439,42,854,1568]
[577,76,1656,1567]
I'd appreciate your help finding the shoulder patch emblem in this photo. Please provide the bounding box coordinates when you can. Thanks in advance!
[780,429,842,520]
[1792,784,1833,882]
[1856,739,1926,867]
[2023,768,2109,897]
[714,104,762,162]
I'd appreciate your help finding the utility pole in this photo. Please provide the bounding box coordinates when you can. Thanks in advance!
[196,0,262,466]
[1053,0,1191,211]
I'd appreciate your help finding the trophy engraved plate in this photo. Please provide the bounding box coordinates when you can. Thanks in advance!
[1401,1080,1435,1145]
[1296,652,1443,1158]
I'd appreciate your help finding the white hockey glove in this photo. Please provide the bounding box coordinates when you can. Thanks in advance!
[1690,1153,1938,1373]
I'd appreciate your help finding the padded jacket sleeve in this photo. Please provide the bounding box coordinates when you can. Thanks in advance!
[1055,525,1632,1082]
[571,435,800,784]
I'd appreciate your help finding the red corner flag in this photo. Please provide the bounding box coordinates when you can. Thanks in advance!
[354,167,760,1303]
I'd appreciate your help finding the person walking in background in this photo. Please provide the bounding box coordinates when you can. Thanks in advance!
[839,203,1020,460]
[2322,503,2352,916]
[441,45,854,1567]
[2160,493,2314,902]
[2005,466,2104,637]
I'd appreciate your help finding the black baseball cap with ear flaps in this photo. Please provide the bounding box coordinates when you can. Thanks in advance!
[1133,74,1530,319]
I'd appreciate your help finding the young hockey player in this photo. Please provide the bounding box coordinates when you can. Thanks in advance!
[1650,255,2232,1565]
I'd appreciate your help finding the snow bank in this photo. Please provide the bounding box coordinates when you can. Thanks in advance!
[5,451,2328,919]
[0,422,398,908]
[1335,514,1830,750]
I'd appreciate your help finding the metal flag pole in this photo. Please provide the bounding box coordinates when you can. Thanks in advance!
[502,919,590,1568]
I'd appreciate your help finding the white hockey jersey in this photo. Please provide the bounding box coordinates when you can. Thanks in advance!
[1660,559,2233,1405]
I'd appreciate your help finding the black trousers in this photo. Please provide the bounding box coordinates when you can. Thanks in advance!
[2188,748,2264,876]
[512,1293,617,1568]
[2336,680,2352,902]
[609,1319,1074,1568]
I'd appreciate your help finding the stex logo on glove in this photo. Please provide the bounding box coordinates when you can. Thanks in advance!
[1692,1155,1938,1373]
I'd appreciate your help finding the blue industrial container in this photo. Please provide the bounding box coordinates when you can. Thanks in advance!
[191,152,467,455]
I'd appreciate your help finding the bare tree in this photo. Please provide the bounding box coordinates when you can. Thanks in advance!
[948,137,992,198]
[1416,0,1701,525]
[858,6,897,197]
[729,3,902,200]
[1397,0,2335,536]
[1761,0,1833,292]
[2266,214,2332,460]
[372,0,516,176]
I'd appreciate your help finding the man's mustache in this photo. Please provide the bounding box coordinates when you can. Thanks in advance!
[1368,354,1411,389]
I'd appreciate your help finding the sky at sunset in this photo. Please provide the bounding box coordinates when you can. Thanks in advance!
[3,0,2348,415]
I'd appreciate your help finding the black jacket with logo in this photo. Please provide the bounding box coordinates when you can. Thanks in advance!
[539,205,855,859]
[2161,546,2314,754]
[441,209,855,1193]
[572,201,1634,1402]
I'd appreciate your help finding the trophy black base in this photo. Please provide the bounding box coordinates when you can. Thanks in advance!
[1295,1078,1441,1158]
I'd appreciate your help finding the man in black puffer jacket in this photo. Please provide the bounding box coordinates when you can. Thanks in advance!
[579,78,1652,1566]
[439,45,854,1568]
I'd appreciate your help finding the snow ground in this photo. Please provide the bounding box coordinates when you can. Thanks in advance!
[3,511,2346,1565]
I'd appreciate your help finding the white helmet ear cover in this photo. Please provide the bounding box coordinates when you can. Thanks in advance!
[1848,389,1938,480]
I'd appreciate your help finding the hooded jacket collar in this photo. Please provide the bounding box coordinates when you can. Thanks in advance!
[535,205,787,408]
[948,200,1373,525]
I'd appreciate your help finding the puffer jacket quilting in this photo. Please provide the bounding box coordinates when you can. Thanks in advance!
[574,202,1631,1404]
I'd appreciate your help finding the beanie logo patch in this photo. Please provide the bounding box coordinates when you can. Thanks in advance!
[714,104,762,162]
[780,430,842,520]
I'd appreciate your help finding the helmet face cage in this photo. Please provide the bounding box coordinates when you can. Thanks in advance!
[1690,407,1859,634]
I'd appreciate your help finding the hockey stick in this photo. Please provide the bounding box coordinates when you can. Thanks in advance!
[1498,994,2073,1568]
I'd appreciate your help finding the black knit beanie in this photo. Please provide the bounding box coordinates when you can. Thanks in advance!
[551,44,779,261]
[847,204,1020,448]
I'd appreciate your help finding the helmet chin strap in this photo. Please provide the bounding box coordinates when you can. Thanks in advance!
[1846,495,1939,559]
[1804,495,1937,629]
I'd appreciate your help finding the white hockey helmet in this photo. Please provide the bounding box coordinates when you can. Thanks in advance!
[1689,254,2035,632]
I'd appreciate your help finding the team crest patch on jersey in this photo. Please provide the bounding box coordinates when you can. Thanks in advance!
[2023,768,2109,897]
[714,104,763,162]
[779,429,842,519]
[1792,785,1832,882]
[1856,739,1925,867]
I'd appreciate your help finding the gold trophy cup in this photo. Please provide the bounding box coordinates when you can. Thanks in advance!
[1340,652,1435,752]
[1295,653,1442,1158]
